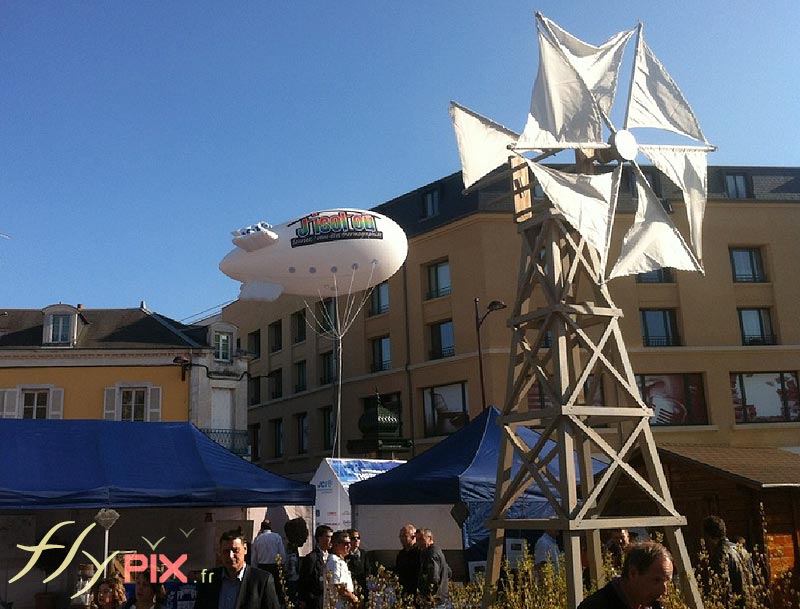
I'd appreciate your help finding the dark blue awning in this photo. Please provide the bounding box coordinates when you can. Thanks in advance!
[349,406,606,505]
[0,419,315,509]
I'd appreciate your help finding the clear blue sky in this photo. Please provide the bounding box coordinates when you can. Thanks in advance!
[3,1,798,322]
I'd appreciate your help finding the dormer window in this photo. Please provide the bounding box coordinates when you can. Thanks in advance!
[214,331,232,362]
[42,304,80,346]
[52,315,71,343]
[207,321,238,363]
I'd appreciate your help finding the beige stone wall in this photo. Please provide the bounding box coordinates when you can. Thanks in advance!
[224,195,800,480]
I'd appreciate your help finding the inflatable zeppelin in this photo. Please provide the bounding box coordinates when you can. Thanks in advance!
[220,209,409,300]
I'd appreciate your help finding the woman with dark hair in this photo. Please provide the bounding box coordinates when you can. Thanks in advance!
[121,572,167,609]
[92,577,127,609]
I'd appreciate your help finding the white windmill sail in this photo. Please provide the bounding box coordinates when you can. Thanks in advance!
[609,169,702,280]
[526,161,619,261]
[625,35,708,143]
[539,15,634,119]
[640,145,708,262]
[450,102,519,189]
[517,31,605,150]
[517,17,634,151]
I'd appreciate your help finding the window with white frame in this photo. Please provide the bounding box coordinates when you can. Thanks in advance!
[0,386,63,419]
[51,315,71,343]
[121,388,147,421]
[23,389,49,419]
[103,384,161,421]
[214,331,233,361]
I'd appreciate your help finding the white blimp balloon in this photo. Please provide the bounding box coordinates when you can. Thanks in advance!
[220,208,409,300]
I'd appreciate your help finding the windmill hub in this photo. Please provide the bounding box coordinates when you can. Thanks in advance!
[610,129,638,161]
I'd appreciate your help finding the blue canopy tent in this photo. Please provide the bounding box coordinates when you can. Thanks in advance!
[0,419,315,509]
[349,407,606,566]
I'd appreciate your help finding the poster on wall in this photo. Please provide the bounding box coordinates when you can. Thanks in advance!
[423,383,468,436]
[637,374,707,426]
[731,372,800,423]
[526,375,604,410]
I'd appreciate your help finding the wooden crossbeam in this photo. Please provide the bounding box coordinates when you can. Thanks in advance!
[484,155,702,609]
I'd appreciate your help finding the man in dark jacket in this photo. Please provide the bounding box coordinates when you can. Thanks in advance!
[394,524,420,598]
[345,528,373,595]
[194,529,280,609]
[578,541,672,609]
[416,528,451,606]
[297,525,333,609]
[702,515,755,608]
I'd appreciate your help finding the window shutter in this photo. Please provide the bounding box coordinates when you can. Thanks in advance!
[0,390,20,418]
[43,316,53,344]
[148,386,162,422]
[49,388,64,419]
[104,387,117,420]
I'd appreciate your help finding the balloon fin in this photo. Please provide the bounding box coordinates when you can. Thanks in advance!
[231,222,279,252]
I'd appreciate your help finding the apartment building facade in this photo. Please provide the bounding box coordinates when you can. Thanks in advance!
[224,165,800,480]
[0,303,251,454]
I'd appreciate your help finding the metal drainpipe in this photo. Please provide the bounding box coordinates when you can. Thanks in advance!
[402,262,416,456]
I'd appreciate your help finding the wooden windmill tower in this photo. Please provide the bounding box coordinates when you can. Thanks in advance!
[450,13,715,608]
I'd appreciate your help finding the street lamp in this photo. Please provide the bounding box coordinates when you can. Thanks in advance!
[475,298,507,410]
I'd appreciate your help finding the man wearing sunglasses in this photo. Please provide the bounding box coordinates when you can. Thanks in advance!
[345,529,373,596]
[324,530,359,609]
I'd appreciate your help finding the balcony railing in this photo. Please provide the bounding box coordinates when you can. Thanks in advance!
[200,428,249,457]
[426,285,452,300]
[742,334,777,346]
[371,360,391,373]
[734,272,767,283]
[642,336,681,347]
[429,346,455,360]
[636,269,675,284]
[368,303,389,316]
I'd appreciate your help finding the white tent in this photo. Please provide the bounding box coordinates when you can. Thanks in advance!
[311,458,404,531]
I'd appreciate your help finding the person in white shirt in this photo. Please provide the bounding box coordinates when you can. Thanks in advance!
[251,519,287,603]
[534,529,562,578]
[323,530,359,609]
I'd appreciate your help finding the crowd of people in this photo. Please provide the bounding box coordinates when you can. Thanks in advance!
[87,513,763,609]
[293,522,451,609]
